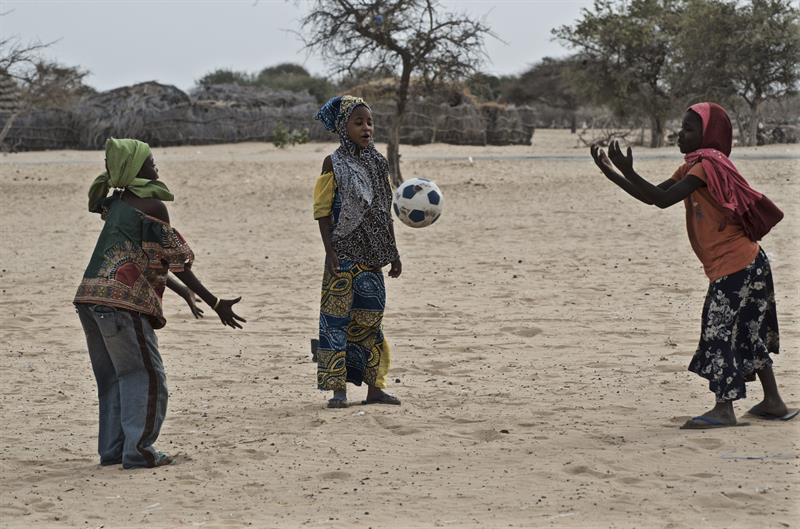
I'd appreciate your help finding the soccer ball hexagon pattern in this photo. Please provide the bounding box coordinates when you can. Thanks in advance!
[393,177,444,228]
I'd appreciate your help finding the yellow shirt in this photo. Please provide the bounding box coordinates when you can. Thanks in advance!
[313,171,336,219]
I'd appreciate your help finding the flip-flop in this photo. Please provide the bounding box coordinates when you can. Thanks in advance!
[680,416,749,429]
[746,408,799,421]
[363,393,401,406]
[327,398,349,409]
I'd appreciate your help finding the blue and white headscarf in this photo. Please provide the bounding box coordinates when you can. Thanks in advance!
[314,95,344,133]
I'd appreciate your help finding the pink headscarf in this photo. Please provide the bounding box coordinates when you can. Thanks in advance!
[684,102,783,241]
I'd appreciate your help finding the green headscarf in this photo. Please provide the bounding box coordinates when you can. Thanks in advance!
[88,138,174,212]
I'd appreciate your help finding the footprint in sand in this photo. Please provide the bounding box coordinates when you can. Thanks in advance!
[687,437,724,450]
[499,326,542,338]
[28,499,56,512]
[438,415,485,425]
[320,471,351,480]
[373,416,420,436]
[443,428,504,443]
[421,360,453,376]
[654,364,684,373]
[564,465,613,479]
[243,448,269,461]
[0,505,30,517]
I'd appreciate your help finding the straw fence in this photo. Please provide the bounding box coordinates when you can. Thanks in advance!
[0,81,535,151]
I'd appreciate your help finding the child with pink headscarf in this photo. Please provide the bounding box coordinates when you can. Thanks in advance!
[590,103,794,429]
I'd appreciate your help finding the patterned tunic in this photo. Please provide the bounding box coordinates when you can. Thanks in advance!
[74,194,194,329]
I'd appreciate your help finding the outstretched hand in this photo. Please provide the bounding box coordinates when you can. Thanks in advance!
[181,290,204,319]
[214,296,246,329]
[607,140,634,175]
[590,144,618,176]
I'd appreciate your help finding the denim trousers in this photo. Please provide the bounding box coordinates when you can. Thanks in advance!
[76,303,168,468]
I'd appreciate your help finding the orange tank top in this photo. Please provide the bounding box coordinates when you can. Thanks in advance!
[671,163,759,282]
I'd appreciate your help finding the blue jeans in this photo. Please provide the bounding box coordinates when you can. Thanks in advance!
[76,303,168,468]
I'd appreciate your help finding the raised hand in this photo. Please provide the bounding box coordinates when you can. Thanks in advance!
[214,296,246,329]
[590,144,618,176]
[607,140,634,175]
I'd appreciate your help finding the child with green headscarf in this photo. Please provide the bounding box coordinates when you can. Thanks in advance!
[75,138,246,469]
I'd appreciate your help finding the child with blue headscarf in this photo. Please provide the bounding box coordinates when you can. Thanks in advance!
[312,95,402,408]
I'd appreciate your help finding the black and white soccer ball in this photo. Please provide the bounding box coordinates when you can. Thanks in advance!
[392,177,443,228]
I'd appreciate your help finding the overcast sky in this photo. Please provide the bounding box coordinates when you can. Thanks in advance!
[1,0,594,92]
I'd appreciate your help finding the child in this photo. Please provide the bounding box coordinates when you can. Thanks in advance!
[589,102,795,429]
[74,138,246,468]
[312,95,402,409]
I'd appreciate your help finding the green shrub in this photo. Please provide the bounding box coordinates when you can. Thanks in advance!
[272,122,309,148]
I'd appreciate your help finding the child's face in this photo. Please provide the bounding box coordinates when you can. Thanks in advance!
[137,155,159,180]
[678,111,703,154]
[346,105,374,149]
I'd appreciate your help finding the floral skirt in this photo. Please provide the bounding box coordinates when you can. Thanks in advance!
[689,248,780,402]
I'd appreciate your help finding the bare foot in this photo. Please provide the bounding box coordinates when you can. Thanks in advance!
[747,399,789,418]
[365,387,401,405]
[327,397,348,409]
[681,402,738,429]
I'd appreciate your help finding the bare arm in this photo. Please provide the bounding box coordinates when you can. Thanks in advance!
[166,274,204,318]
[590,144,652,204]
[318,215,339,275]
[605,141,705,209]
[173,268,245,329]
[387,218,401,278]
[317,156,340,275]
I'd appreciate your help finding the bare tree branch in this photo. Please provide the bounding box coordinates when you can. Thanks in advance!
[300,0,492,184]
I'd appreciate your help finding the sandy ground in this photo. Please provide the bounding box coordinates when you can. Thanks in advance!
[0,130,798,529]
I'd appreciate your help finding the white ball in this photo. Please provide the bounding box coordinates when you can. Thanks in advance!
[393,177,443,228]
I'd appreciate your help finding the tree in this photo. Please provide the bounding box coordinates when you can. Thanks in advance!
[465,72,517,102]
[0,36,89,149]
[254,63,335,103]
[197,68,252,87]
[554,0,683,147]
[503,57,582,133]
[676,0,800,145]
[301,0,492,185]
[196,63,335,104]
